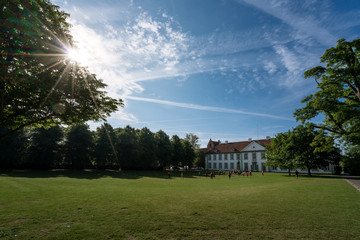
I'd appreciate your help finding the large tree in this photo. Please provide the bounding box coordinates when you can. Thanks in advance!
[0,0,123,141]
[137,127,157,170]
[116,125,139,170]
[64,124,94,169]
[291,125,340,176]
[182,139,195,168]
[94,123,119,169]
[0,128,28,169]
[154,130,172,169]
[184,133,200,149]
[25,125,63,169]
[170,135,184,169]
[266,125,340,176]
[294,38,360,147]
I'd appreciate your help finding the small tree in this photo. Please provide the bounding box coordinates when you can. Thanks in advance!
[265,131,295,176]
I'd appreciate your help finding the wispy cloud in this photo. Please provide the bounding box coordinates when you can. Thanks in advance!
[241,0,337,46]
[126,96,293,121]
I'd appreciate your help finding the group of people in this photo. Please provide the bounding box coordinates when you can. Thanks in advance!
[167,169,266,179]
[204,170,265,179]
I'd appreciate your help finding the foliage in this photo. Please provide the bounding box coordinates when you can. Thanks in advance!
[115,125,139,170]
[294,38,360,147]
[1,122,196,170]
[137,127,157,170]
[25,125,63,169]
[0,0,123,141]
[193,149,205,168]
[154,130,172,169]
[182,139,195,168]
[342,146,360,176]
[94,123,119,169]
[0,128,28,169]
[266,125,340,176]
[184,133,200,149]
[63,124,94,169]
[265,131,295,176]
[170,135,184,168]
[292,125,341,176]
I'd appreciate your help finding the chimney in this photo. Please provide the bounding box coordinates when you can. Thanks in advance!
[248,138,252,142]
[225,140,228,144]
[266,136,271,140]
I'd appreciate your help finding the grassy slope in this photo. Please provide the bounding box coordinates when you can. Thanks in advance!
[0,171,359,239]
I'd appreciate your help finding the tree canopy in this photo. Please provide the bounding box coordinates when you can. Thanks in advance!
[266,125,341,176]
[0,0,123,140]
[294,38,360,147]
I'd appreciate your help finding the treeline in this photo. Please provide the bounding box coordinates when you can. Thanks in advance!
[0,124,205,170]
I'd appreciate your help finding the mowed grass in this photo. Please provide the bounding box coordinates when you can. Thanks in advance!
[0,171,359,240]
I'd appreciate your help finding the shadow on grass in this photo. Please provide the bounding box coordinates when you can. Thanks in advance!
[281,173,343,179]
[0,169,205,180]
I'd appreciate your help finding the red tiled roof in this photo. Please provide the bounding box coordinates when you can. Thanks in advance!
[201,139,271,154]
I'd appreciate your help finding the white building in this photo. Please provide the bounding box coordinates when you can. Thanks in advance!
[202,138,335,174]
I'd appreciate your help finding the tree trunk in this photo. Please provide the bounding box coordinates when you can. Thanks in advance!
[307,167,312,177]
[288,167,291,176]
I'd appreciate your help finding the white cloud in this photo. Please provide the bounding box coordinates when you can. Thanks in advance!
[264,62,277,74]
[241,0,337,46]
[66,11,190,121]
[126,96,293,121]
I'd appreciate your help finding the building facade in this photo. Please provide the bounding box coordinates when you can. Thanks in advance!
[202,138,334,174]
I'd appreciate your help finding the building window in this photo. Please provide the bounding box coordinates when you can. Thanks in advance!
[252,163,258,171]
[213,163,217,169]
[224,154,228,160]
[230,153,234,160]
[219,163,222,169]
[261,152,266,159]
[244,163,248,171]
[252,152,257,160]
[224,162,228,169]
[230,163,234,169]
[217,154,219,160]
[211,154,214,160]
[208,163,211,169]
[236,153,240,160]
[244,153,248,160]
[220,154,223,160]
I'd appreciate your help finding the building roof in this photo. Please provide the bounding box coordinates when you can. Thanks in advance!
[202,138,271,154]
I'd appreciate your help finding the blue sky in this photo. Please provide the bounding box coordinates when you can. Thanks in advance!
[54,0,360,147]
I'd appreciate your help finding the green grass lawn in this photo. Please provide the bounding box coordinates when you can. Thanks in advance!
[0,170,359,240]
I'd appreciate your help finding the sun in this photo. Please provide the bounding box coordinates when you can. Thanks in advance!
[66,47,90,66]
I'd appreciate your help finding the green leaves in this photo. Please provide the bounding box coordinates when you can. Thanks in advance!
[266,125,341,176]
[1,0,123,140]
[294,38,360,147]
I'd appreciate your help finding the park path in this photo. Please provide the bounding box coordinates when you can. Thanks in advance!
[342,176,360,192]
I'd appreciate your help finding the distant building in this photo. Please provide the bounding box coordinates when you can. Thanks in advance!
[202,138,335,174]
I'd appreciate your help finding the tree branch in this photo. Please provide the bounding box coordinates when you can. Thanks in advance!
[0,114,53,142]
